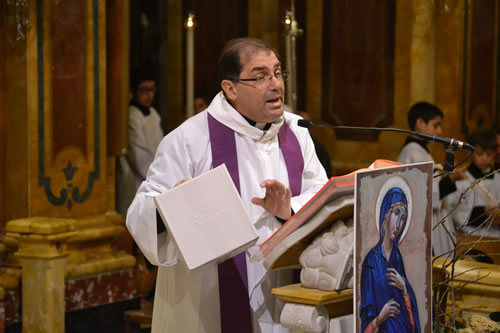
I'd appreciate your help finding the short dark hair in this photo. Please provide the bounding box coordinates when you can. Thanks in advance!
[407,102,444,130]
[194,91,209,103]
[217,37,281,87]
[130,66,155,93]
[469,128,497,151]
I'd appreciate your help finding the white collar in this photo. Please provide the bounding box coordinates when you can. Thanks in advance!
[207,91,283,141]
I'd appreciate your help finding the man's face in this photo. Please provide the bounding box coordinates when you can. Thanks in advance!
[135,80,156,108]
[417,116,442,136]
[194,97,208,114]
[228,50,285,123]
[472,146,495,172]
[387,204,407,241]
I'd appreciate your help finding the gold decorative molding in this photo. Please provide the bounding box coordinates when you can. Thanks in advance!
[6,216,76,234]
[67,225,124,244]
[0,269,20,290]
[272,283,353,306]
[7,216,76,332]
[272,283,353,318]
[8,217,76,260]
[66,252,136,280]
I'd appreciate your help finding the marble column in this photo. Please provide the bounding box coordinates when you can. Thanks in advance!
[7,217,76,333]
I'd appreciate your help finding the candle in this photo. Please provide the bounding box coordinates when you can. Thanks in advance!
[185,13,195,118]
[283,8,303,114]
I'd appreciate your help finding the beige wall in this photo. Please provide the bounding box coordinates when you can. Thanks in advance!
[305,0,469,175]
[165,1,476,175]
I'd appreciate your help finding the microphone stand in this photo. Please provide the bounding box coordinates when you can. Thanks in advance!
[443,145,458,173]
[297,120,474,173]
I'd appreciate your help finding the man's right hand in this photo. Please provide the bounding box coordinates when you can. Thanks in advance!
[251,179,292,221]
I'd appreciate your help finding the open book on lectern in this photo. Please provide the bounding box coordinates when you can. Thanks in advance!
[252,159,402,271]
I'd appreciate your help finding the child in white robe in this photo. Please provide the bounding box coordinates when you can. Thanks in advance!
[442,129,500,245]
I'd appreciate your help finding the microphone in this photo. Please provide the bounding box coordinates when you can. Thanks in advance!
[411,132,475,151]
[297,119,475,151]
[296,119,316,128]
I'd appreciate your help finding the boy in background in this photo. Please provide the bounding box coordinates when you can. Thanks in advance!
[397,102,465,257]
[397,102,443,164]
[443,128,500,235]
[117,67,164,214]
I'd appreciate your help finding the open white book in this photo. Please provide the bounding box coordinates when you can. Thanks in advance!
[154,164,259,271]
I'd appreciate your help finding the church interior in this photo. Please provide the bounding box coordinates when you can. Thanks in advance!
[1,0,500,332]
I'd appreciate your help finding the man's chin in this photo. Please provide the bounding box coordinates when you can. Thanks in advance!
[265,106,284,122]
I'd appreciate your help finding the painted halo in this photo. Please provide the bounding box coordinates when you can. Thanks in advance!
[375,176,412,245]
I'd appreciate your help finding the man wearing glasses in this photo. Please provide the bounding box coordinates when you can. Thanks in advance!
[127,38,327,333]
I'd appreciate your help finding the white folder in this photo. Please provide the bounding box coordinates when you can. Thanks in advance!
[154,164,258,271]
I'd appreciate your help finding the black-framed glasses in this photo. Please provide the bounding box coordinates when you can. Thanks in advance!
[238,70,289,87]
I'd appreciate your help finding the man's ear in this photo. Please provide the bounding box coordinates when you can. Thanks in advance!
[221,80,237,101]
[415,117,425,132]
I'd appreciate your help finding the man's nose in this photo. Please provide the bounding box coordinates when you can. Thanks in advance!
[268,76,281,91]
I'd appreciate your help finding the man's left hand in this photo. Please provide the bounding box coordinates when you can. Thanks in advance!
[251,180,292,221]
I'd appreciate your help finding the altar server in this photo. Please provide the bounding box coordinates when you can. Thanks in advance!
[117,67,164,214]
[397,102,465,258]
[442,129,500,238]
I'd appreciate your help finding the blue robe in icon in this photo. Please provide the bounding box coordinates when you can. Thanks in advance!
[359,188,421,333]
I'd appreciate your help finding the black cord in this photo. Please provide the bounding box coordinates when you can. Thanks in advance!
[433,149,474,179]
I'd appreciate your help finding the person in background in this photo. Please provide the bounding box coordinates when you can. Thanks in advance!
[397,102,443,165]
[442,128,500,235]
[397,102,465,258]
[126,37,328,333]
[116,66,164,215]
[194,93,209,114]
[297,110,333,178]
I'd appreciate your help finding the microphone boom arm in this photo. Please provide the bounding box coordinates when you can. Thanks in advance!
[297,119,475,173]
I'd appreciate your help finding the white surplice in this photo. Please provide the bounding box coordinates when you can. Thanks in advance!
[398,140,456,257]
[442,169,500,238]
[117,105,164,214]
[397,141,434,166]
[126,92,328,333]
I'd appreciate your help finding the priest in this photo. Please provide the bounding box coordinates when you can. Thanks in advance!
[126,37,328,333]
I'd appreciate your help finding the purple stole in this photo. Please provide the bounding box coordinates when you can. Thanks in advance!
[207,113,303,332]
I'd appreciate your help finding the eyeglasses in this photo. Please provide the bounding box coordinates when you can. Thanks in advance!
[238,70,289,87]
[137,86,157,94]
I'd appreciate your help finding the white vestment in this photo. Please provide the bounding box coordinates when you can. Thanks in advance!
[442,169,500,238]
[397,140,455,257]
[126,92,328,333]
[117,105,164,214]
[397,141,434,166]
